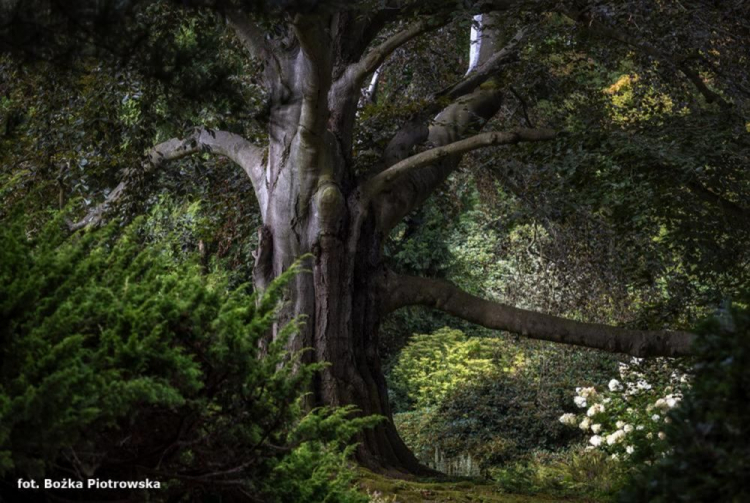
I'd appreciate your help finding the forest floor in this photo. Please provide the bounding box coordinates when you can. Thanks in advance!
[357,469,594,503]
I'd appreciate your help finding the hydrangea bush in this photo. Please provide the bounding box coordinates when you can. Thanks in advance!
[559,358,688,463]
[622,303,750,502]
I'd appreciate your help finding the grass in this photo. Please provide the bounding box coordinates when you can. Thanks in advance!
[356,469,598,503]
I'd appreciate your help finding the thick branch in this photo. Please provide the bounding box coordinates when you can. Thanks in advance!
[437,26,527,102]
[226,10,285,93]
[70,128,265,231]
[373,87,503,233]
[347,18,440,91]
[380,25,528,172]
[382,272,695,358]
[226,10,268,62]
[291,13,332,166]
[364,128,557,200]
[329,16,447,139]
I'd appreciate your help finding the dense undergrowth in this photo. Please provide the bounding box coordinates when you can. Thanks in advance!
[0,205,376,502]
[383,305,750,502]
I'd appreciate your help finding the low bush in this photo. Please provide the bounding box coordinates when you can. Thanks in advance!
[0,208,374,502]
[390,327,620,471]
[621,301,750,502]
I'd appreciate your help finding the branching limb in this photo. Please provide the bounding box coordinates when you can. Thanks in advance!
[344,18,443,92]
[329,16,448,138]
[436,25,527,102]
[70,128,265,231]
[226,10,285,91]
[373,87,503,233]
[381,271,695,357]
[379,25,528,172]
[363,128,557,201]
[226,10,269,62]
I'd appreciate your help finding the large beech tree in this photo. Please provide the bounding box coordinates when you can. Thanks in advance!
[9,0,748,473]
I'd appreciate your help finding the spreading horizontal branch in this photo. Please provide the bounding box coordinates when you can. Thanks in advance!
[364,128,557,200]
[70,128,265,231]
[381,271,695,358]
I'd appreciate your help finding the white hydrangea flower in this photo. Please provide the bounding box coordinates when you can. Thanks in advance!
[606,430,626,445]
[652,414,660,422]
[666,395,678,408]
[618,362,629,378]
[654,398,668,411]
[647,432,653,439]
[574,396,587,408]
[658,431,666,440]
[608,379,623,392]
[626,407,634,414]
[637,379,652,390]
[610,453,619,460]
[602,397,612,404]
[579,417,591,431]
[664,417,672,424]
[626,445,635,455]
[589,435,603,447]
[579,387,597,399]
[636,425,644,431]
[616,420,625,429]
[587,404,605,417]
[559,413,578,426]
[591,423,602,434]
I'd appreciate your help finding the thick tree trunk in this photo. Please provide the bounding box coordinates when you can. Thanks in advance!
[313,219,430,474]
[255,114,432,473]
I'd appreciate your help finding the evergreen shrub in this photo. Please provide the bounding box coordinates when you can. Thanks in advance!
[0,209,374,502]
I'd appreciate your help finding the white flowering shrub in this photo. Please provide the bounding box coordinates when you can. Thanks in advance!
[559,358,689,462]
[622,305,750,502]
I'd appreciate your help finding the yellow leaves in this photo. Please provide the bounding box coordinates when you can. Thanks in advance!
[604,72,675,124]
[605,74,639,95]
[389,327,519,409]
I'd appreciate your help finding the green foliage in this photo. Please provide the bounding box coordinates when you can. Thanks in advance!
[0,208,372,502]
[621,303,750,502]
[395,370,581,470]
[390,328,620,470]
[491,450,626,500]
[388,327,512,411]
